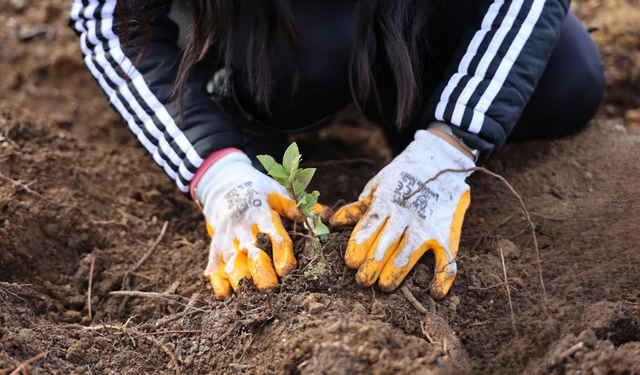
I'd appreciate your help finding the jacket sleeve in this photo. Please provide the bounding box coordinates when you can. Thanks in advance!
[422,0,570,159]
[69,0,244,193]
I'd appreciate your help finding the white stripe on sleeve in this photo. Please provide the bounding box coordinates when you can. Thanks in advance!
[450,0,526,125]
[71,0,207,190]
[71,0,189,191]
[468,0,547,133]
[435,0,505,122]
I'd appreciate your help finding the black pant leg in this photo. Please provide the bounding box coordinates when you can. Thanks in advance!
[507,12,606,142]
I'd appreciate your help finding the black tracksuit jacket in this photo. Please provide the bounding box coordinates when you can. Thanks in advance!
[69,0,570,194]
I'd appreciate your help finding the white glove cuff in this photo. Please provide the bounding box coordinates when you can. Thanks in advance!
[413,130,476,171]
[195,152,253,204]
[427,122,480,162]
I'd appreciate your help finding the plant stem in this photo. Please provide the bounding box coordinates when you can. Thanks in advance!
[289,182,318,239]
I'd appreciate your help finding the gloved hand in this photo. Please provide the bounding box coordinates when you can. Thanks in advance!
[194,152,304,299]
[330,130,474,299]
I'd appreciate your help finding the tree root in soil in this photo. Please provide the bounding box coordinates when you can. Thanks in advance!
[0,352,46,375]
[109,290,190,305]
[118,221,169,312]
[401,286,430,314]
[404,166,550,319]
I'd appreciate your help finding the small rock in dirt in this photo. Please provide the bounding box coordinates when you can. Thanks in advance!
[301,294,319,310]
[61,310,83,322]
[577,329,598,349]
[625,107,640,130]
[187,292,205,308]
[512,277,525,288]
[67,295,85,310]
[141,189,163,203]
[308,302,324,315]
[448,296,461,311]
[494,238,520,259]
[326,321,342,334]
[181,283,199,298]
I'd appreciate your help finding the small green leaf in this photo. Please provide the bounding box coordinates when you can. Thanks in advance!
[305,192,318,208]
[274,176,288,186]
[257,155,279,172]
[313,221,330,236]
[258,155,289,179]
[269,165,290,179]
[317,262,326,274]
[301,205,311,217]
[283,143,300,174]
[297,195,307,207]
[295,168,316,193]
[288,155,302,179]
[293,179,305,196]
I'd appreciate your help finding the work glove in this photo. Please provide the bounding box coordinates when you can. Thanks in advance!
[330,130,474,299]
[194,152,303,299]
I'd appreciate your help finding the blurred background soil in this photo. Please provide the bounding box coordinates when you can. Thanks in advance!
[0,0,639,374]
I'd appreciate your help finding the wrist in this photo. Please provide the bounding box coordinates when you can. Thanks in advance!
[426,122,478,162]
[428,129,475,161]
[190,148,248,204]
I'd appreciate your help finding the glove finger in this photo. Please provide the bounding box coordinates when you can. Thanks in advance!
[225,240,251,290]
[247,249,279,292]
[206,255,232,300]
[256,209,296,277]
[206,222,214,239]
[447,190,471,260]
[430,243,458,299]
[378,232,432,293]
[356,227,407,287]
[266,194,328,222]
[237,222,280,293]
[430,189,471,299]
[330,188,376,226]
[344,208,387,269]
[203,229,232,299]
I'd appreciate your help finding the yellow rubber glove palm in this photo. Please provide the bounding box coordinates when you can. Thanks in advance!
[330,130,474,299]
[195,153,306,299]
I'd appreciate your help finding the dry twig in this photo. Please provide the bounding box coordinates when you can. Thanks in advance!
[420,321,434,343]
[133,330,202,339]
[0,352,46,375]
[557,342,584,362]
[400,286,428,314]
[403,166,549,316]
[119,221,169,312]
[110,290,190,304]
[499,247,517,332]
[88,255,96,321]
[158,341,181,375]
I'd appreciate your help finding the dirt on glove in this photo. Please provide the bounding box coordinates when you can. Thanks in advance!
[1,0,640,374]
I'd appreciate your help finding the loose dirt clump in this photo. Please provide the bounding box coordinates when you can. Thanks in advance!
[1,1,640,374]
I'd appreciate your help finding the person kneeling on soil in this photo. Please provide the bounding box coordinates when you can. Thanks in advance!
[70,0,604,300]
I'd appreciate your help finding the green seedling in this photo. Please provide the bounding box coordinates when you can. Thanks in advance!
[304,262,327,280]
[257,143,329,245]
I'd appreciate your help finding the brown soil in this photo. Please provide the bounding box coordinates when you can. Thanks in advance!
[1,1,639,374]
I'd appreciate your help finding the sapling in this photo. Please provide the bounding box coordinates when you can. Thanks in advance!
[257,143,329,246]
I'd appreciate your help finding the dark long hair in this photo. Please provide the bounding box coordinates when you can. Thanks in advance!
[124,1,435,128]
